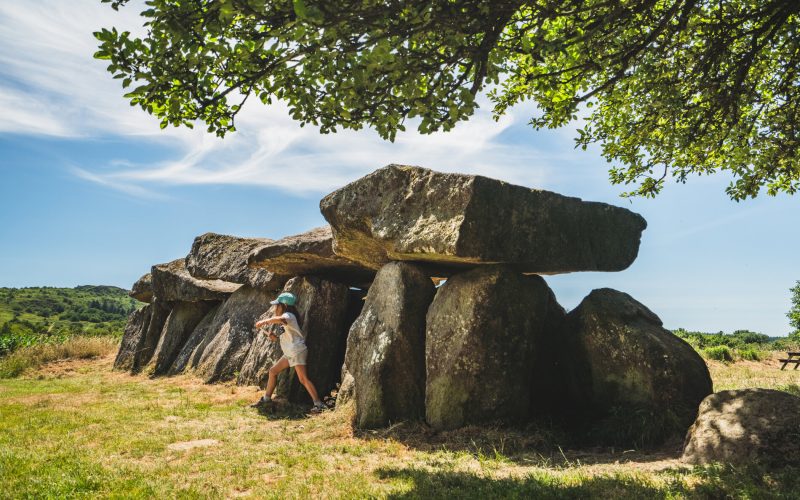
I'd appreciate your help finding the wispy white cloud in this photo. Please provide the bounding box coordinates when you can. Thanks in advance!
[0,0,572,197]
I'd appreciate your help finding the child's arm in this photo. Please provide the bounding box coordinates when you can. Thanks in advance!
[254,315,287,329]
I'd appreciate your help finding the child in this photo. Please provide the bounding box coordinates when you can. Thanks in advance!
[250,292,327,414]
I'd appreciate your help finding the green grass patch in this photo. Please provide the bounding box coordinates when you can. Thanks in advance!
[2,356,800,498]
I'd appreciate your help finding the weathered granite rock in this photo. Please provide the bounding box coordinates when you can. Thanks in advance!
[274,276,352,404]
[167,304,220,375]
[151,258,241,302]
[131,300,171,373]
[320,165,647,274]
[186,233,286,290]
[248,226,375,286]
[129,273,153,303]
[337,366,355,406]
[191,286,275,383]
[425,266,561,430]
[562,289,713,441]
[147,301,217,376]
[344,262,435,428]
[682,389,800,468]
[114,305,153,371]
[237,306,284,389]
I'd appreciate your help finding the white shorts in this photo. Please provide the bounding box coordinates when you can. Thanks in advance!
[283,348,308,367]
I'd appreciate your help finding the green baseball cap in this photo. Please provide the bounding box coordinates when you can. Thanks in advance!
[270,292,296,306]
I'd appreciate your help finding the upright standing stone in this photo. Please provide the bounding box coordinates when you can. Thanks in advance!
[237,305,284,388]
[148,301,217,376]
[131,300,171,373]
[167,304,220,375]
[425,266,561,430]
[320,165,647,275]
[114,305,153,371]
[344,262,435,428]
[193,286,275,383]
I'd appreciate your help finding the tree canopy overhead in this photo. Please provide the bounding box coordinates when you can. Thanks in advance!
[95,0,800,200]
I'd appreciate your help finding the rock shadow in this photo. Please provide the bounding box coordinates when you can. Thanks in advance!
[351,418,682,467]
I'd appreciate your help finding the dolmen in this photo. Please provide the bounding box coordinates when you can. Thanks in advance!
[116,164,713,447]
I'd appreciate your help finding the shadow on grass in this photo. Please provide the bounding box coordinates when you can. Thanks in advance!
[353,418,683,467]
[375,463,800,499]
[253,399,310,420]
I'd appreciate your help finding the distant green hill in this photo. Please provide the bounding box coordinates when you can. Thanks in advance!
[0,286,139,355]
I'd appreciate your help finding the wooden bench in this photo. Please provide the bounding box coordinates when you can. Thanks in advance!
[779,352,800,370]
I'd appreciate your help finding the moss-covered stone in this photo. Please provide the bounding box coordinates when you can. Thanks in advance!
[561,288,713,445]
[425,266,563,430]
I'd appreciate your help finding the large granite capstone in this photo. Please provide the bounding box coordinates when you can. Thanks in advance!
[186,233,285,290]
[129,273,153,303]
[248,226,374,286]
[320,165,647,274]
[152,258,241,302]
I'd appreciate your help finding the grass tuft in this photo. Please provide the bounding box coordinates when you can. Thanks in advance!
[0,337,118,378]
[702,345,734,362]
[736,347,763,361]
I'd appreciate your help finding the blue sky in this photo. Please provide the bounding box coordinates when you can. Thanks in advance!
[1,1,798,336]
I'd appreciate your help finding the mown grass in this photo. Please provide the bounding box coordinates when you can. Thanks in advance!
[1,352,800,498]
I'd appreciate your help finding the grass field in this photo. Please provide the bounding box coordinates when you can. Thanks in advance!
[1,349,800,498]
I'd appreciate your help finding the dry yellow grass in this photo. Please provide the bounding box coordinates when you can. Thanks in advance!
[707,352,800,392]
[0,336,118,378]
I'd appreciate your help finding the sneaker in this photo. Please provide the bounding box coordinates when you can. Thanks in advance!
[309,402,327,414]
[249,396,273,408]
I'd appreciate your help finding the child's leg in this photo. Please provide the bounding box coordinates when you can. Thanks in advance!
[293,364,321,403]
[264,357,289,399]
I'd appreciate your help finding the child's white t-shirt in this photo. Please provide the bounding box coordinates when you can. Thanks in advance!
[278,312,306,356]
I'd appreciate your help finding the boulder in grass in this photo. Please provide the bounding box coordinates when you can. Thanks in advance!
[151,258,241,302]
[248,226,375,287]
[129,273,153,303]
[320,165,647,275]
[147,301,218,376]
[114,305,153,371]
[425,265,562,430]
[682,389,800,468]
[562,288,713,445]
[186,233,286,290]
[344,262,435,428]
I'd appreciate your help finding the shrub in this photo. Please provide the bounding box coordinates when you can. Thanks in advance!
[703,346,734,362]
[0,337,118,378]
[736,348,762,361]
